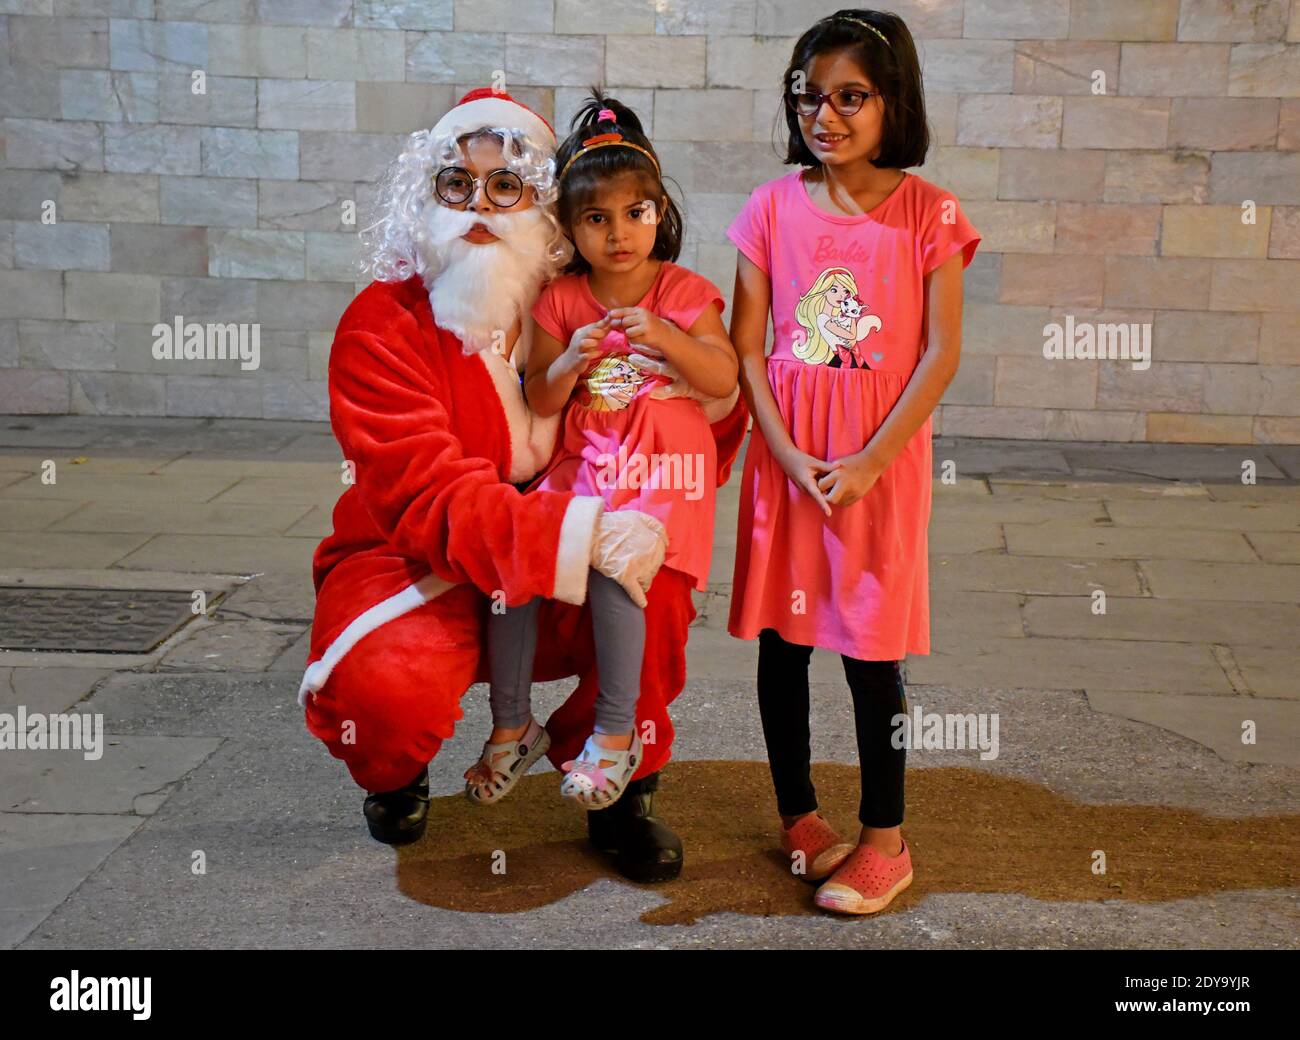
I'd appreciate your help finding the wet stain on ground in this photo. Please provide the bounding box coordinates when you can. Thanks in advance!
[395,761,1300,925]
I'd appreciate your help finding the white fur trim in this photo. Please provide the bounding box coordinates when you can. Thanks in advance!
[552,496,604,605]
[476,336,562,483]
[297,572,458,707]
[432,96,555,149]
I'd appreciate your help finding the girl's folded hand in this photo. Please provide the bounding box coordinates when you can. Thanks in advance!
[773,442,834,517]
[557,315,611,375]
[817,451,886,508]
[607,306,667,349]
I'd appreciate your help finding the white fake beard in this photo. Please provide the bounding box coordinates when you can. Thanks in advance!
[415,204,555,354]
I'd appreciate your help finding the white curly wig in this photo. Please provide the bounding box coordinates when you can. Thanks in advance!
[360,125,572,283]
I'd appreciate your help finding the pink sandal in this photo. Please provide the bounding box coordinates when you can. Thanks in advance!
[814,840,913,915]
[780,813,855,882]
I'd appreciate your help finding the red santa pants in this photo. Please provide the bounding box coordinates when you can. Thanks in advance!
[304,567,696,794]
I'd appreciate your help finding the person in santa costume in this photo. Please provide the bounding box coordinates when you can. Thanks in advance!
[297,88,747,882]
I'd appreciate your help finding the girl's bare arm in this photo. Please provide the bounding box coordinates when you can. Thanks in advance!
[859,252,963,466]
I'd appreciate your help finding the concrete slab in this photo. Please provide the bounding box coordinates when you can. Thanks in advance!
[989,478,1211,500]
[49,500,316,537]
[1140,560,1300,603]
[1022,596,1299,648]
[1086,690,1298,767]
[0,667,113,713]
[0,735,223,815]
[1206,483,1300,502]
[931,553,1143,596]
[114,534,316,574]
[1233,647,1299,699]
[0,531,152,569]
[2,471,238,503]
[272,431,345,462]
[0,812,144,950]
[283,505,331,538]
[909,636,1235,695]
[0,499,84,531]
[0,454,179,475]
[207,475,345,509]
[931,476,991,497]
[934,495,1108,524]
[1246,532,1300,564]
[1105,499,1298,532]
[157,616,307,672]
[154,459,345,480]
[84,419,311,457]
[932,591,1026,642]
[1004,523,1258,562]
[214,570,316,623]
[267,627,312,674]
[929,520,1006,554]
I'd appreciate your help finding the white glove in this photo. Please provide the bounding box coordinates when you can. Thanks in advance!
[626,353,741,423]
[626,351,708,402]
[589,509,668,608]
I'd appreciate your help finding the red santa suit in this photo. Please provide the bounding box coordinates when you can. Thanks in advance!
[298,273,747,795]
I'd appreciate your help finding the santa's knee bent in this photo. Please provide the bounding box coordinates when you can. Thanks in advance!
[304,584,483,794]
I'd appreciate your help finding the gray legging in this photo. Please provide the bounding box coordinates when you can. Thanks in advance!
[487,567,645,736]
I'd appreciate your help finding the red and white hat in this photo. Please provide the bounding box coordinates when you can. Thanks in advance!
[430,87,557,150]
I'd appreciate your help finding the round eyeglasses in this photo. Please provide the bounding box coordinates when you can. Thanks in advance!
[786,88,881,118]
[432,166,525,208]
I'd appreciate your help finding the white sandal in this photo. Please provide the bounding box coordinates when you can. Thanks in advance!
[559,732,642,810]
[464,718,551,806]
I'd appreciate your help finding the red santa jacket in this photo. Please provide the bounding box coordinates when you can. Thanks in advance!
[298,274,749,706]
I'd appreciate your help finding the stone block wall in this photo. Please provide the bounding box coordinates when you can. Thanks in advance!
[1,0,1297,441]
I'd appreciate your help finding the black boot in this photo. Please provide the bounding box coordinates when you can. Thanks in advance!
[363,766,429,846]
[586,771,683,883]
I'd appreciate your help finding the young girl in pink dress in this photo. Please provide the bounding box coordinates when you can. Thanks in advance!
[464,93,738,810]
[728,11,980,914]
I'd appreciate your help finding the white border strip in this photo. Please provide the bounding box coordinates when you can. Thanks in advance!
[297,571,457,707]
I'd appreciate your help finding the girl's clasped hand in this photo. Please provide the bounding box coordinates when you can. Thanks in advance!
[775,442,886,515]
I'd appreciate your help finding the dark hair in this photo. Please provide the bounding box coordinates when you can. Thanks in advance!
[780,9,929,170]
[554,89,683,275]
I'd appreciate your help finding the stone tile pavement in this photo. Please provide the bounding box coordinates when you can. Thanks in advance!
[0,416,1295,948]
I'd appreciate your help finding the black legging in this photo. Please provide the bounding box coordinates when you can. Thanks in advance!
[756,627,907,829]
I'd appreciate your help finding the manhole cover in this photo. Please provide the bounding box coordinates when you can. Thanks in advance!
[0,586,202,653]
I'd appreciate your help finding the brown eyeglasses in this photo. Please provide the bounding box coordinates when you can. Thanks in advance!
[787,88,881,118]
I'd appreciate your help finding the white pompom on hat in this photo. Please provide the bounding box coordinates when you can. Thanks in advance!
[430,87,558,150]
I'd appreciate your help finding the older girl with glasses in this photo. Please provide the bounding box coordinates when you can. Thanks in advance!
[727,9,982,915]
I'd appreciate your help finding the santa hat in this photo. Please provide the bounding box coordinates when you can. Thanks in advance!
[430,88,557,150]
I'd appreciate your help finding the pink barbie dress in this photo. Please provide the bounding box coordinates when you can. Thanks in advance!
[527,261,724,592]
[726,170,981,660]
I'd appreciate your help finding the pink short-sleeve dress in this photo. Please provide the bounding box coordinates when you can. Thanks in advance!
[527,261,725,592]
[726,170,981,660]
